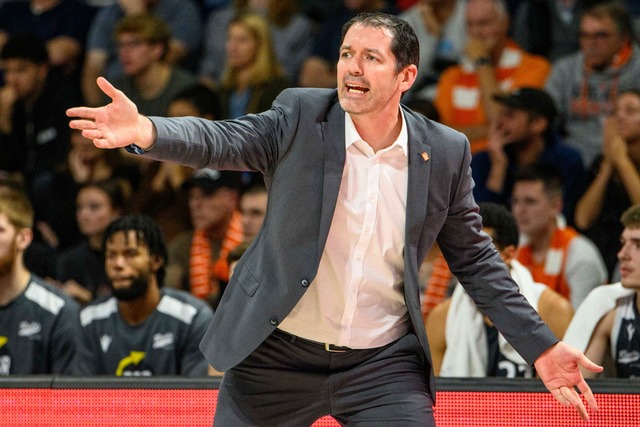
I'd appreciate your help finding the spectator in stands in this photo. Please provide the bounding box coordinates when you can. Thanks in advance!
[434,0,551,154]
[239,182,267,243]
[574,89,640,279]
[298,0,398,88]
[82,0,202,106]
[73,214,213,376]
[0,186,79,375]
[33,129,140,255]
[131,84,223,244]
[165,169,243,309]
[0,35,82,202]
[200,0,313,86]
[426,202,574,377]
[217,13,290,118]
[107,14,197,117]
[55,178,131,305]
[512,0,596,61]
[471,87,585,223]
[545,1,640,168]
[564,204,640,379]
[400,0,466,101]
[512,164,607,308]
[0,0,93,76]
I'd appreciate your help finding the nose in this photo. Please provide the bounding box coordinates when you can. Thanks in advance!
[347,56,363,76]
[617,242,629,261]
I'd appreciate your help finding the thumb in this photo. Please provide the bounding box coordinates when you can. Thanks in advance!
[96,77,119,101]
[578,353,603,373]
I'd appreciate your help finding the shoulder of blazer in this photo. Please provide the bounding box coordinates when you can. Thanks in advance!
[276,87,340,122]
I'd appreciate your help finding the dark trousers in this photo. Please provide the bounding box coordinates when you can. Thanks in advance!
[213,329,435,426]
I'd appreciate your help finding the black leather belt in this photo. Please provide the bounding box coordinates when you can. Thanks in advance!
[274,329,354,353]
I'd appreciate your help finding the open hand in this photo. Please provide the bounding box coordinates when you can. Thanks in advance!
[534,342,603,421]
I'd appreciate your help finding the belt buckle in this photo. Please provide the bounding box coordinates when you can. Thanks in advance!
[324,343,348,353]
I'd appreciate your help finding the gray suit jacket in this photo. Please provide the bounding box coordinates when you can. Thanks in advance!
[145,88,557,394]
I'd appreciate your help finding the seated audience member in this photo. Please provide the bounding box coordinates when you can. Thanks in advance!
[132,84,223,244]
[165,169,244,309]
[218,13,290,118]
[0,0,93,76]
[239,182,267,243]
[0,186,79,375]
[434,0,551,154]
[512,0,592,62]
[545,1,640,168]
[81,0,203,106]
[298,0,397,88]
[426,203,574,377]
[55,178,131,305]
[199,0,313,86]
[400,0,466,101]
[564,204,640,379]
[471,87,585,223]
[0,35,82,200]
[512,165,607,308]
[108,14,197,117]
[574,89,640,279]
[73,215,213,377]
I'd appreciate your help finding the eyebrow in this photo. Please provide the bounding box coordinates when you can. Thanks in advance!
[340,45,383,56]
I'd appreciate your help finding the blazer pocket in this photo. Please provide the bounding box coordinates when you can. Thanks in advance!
[233,263,261,297]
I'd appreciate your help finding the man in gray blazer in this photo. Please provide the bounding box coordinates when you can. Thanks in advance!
[68,12,601,427]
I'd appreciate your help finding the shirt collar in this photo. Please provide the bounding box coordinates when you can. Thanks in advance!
[344,109,409,156]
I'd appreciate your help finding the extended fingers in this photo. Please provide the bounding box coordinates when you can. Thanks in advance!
[576,378,599,412]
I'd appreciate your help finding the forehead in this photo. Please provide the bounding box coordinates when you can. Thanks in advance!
[622,227,640,240]
[514,180,545,195]
[343,23,394,50]
[106,230,144,248]
[581,14,617,31]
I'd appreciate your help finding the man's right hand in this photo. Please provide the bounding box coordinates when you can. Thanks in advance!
[67,77,156,151]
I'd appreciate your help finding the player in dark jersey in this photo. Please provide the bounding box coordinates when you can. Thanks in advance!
[0,185,80,375]
[578,204,640,379]
[73,214,213,377]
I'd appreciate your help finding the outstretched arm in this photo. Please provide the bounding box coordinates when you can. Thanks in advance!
[66,77,156,150]
[534,342,603,421]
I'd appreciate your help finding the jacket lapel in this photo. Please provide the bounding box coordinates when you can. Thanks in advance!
[318,102,346,259]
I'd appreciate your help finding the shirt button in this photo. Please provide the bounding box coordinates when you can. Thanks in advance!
[269,317,278,326]
[301,279,309,287]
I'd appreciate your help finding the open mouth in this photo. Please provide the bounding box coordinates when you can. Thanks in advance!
[346,84,369,94]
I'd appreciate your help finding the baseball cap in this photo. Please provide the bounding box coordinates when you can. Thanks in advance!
[492,88,557,123]
[183,169,242,194]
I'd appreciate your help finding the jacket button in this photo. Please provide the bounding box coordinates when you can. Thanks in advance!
[301,279,309,287]
[269,317,278,325]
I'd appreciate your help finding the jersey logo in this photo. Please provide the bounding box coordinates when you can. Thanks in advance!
[18,321,41,338]
[0,336,7,349]
[626,323,636,342]
[116,351,147,376]
[100,335,112,353]
[152,333,175,349]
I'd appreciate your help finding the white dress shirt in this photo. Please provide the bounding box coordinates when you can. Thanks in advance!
[278,110,410,348]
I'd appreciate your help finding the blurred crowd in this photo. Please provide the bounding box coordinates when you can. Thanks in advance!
[0,0,639,380]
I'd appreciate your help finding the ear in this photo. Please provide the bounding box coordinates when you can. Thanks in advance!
[16,228,33,252]
[500,244,516,265]
[150,254,164,272]
[399,64,418,93]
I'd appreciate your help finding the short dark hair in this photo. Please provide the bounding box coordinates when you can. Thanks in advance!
[514,163,564,198]
[582,1,635,41]
[103,215,168,286]
[478,202,519,250]
[341,12,420,74]
[170,84,224,120]
[621,204,640,229]
[0,34,48,64]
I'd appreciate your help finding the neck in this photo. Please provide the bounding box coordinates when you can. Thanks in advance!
[516,136,545,166]
[88,233,104,251]
[627,138,640,164]
[0,263,31,306]
[350,107,403,153]
[134,63,171,99]
[528,222,557,258]
[118,283,161,326]
[233,68,253,91]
